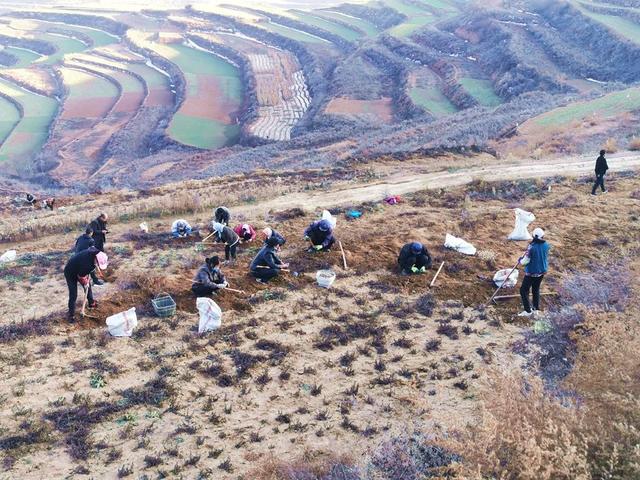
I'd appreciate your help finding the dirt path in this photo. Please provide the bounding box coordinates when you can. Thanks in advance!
[232,152,640,216]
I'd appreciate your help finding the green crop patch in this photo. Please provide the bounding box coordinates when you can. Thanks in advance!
[459,78,502,107]
[409,85,458,117]
[36,33,88,65]
[576,2,640,44]
[0,96,20,144]
[314,10,379,37]
[291,10,363,41]
[168,114,240,149]
[2,47,41,68]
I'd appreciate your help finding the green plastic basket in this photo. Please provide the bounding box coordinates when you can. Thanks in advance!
[151,293,176,317]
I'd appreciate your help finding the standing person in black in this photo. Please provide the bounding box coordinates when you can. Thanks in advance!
[89,213,109,251]
[73,227,104,285]
[591,150,609,196]
[64,247,108,321]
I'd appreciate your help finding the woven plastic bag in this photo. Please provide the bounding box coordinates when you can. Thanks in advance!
[508,208,535,241]
[444,234,476,255]
[493,268,519,288]
[0,250,17,263]
[106,307,137,337]
[197,298,222,334]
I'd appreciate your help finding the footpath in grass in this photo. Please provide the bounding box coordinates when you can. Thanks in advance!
[151,42,243,149]
[530,86,640,128]
[459,77,502,107]
[0,78,57,169]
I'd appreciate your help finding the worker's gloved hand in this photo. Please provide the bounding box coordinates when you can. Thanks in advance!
[221,281,228,289]
[304,235,310,241]
[411,266,419,273]
[313,245,323,251]
[419,266,427,273]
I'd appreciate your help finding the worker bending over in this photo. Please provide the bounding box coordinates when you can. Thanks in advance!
[172,219,192,238]
[64,246,108,322]
[398,242,432,275]
[213,222,240,262]
[74,227,104,285]
[251,236,288,283]
[261,227,286,246]
[234,224,256,243]
[304,219,335,252]
[214,206,230,225]
[192,256,228,296]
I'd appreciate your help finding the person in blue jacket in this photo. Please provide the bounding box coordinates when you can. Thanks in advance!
[518,228,550,317]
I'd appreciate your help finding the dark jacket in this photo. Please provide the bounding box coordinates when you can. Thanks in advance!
[193,265,226,289]
[524,239,550,276]
[595,155,609,176]
[267,229,286,246]
[304,222,334,249]
[64,247,99,278]
[398,243,432,271]
[89,218,108,250]
[74,233,95,253]
[215,207,230,225]
[250,245,283,272]
[215,226,239,246]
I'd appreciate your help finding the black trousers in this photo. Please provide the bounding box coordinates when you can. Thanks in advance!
[252,268,279,282]
[400,254,430,273]
[225,242,238,260]
[591,174,606,194]
[520,275,544,313]
[65,273,93,317]
[192,284,217,296]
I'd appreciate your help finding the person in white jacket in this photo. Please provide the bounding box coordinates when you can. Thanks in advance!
[172,219,192,238]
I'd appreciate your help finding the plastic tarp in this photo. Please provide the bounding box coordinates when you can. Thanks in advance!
[493,268,519,288]
[444,234,477,255]
[0,250,17,263]
[106,307,137,337]
[508,208,535,241]
[197,297,222,334]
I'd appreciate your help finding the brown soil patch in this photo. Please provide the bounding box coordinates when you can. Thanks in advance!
[325,97,393,123]
[179,74,236,122]
[61,96,115,120]
[112,90,144,114]
[146,87,173,107]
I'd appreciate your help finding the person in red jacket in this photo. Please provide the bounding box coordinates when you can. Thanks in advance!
[234,224,256,243]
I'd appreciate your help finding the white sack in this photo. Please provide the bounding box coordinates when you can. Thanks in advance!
[493,268,519,288]
[0,250,17,263]
[106,307,137,337]
[197,297,222,334]
[508,208,535,241]
[444,234,477,255]
[139,222,149,233]
[321,210,337,229]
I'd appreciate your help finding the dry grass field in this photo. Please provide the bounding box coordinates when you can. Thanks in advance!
[1,153,639,478]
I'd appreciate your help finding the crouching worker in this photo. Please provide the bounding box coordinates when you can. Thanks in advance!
[192,256,227,296]
[251,237,289,283]
[213,222,240,262]
[261,227,286,246]
[518,228,550,317]
[304,219,335,252]
[398,242,432,275]
[234,223,256,243]
[172,219,192,238]
[64,246,108,322]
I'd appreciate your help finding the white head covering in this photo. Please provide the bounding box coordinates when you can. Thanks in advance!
[533,227,545,239]
[262,227,272,237]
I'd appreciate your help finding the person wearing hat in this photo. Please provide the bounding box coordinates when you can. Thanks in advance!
[518,227,550,317]
[234,223,256,243]
[591,149,609,196]
[398,242,432,275]
[212,222,240,262]
[214,206,231,226]
[172,219,192,238]
[261,227,286,246]
[192,256,228,296]
[251,236,289,283]
[303,219,335,252]
[64,246,108,322]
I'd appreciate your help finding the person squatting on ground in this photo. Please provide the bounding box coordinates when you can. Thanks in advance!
[234,223,256,243]
[89,213,109,252]
[592,149,609,196]
[172,219,192,238]
[518,227,550,317]
[212,222,240,262]
[250,236,288,283]
[214,206,230,226]
[26,193,37,207]
[304,219,335,252]
[74,227,104,285]
[192,256,228,296]
[64,246,108,321]
[261,227,286,246]
[398,242,433,275]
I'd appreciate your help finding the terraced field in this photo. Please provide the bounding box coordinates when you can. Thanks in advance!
[325,97,394,123]
[0,95,20,143]
[290,10,363,41]
[148,40,243,149]
[575,2,640,44]
[459,77,502,108]
[313,10,379,37]
[0,78,57,173]
[2,46,41,67]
